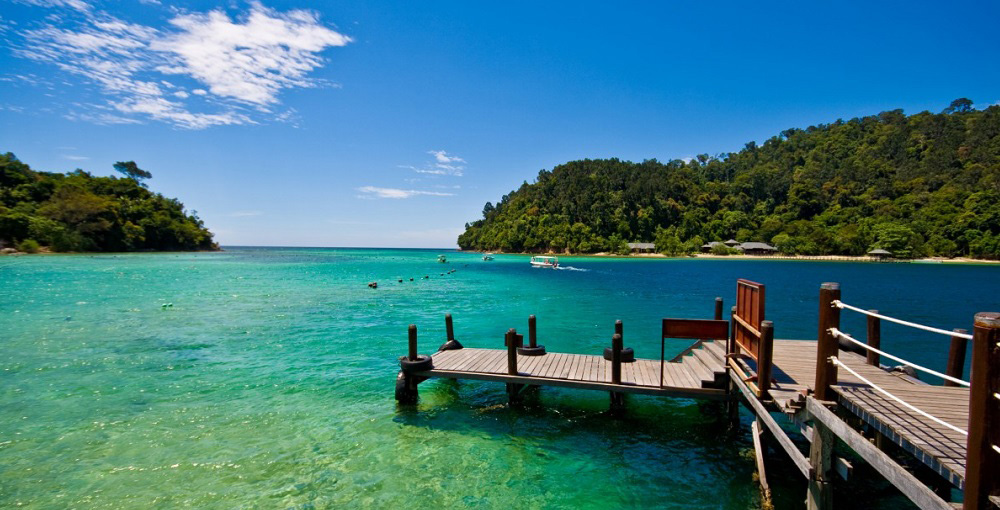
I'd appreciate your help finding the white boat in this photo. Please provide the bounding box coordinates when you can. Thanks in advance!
[437,254,447,263]
[482,253,494,261]
[529,255,559,269]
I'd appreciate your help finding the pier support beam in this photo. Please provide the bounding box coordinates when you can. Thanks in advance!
[610,333,625,414]
[964,313,1000,510]
[814,283,841,401]
[807,418,834,510]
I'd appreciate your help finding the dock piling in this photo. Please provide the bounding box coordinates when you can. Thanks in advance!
[610,332,625,413]
[964,313,999,510]
[505,328,525,403]
[807,419,834,510]
[612,333,622,384]
[518,317,546,355]
[814,283,840,401]
[396,324,432,403]
[408,324,418,361]
[438,314,464,351]
[529,315,537,347]
[866,311,880,366]
[944,328,967,387]
[715,297,723,320]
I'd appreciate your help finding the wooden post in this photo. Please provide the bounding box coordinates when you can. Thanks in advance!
[866,311,881,367]
[726,305,740,429]
[814,283,841,401]
[445,313,455,341]
[758,321,774,396]
[728,305,738,357]
[944,328,968,387]
[964,312,1000,510]
[610,332,625,412]
[807,419,834,510]
[397,324,420,403]
[506,328,518,375]
[528,315,537,348]
[408,324,418,361]
[612,333,622,384]
[715,297,723,320]
[615,319,623,339]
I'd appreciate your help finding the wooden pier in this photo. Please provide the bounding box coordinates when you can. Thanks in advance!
[395,280,1000,509]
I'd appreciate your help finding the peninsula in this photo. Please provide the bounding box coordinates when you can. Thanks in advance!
[459,100,1000,260]
[0,152,216,253]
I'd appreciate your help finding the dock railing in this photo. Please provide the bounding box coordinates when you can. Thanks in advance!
[811,282,999,510]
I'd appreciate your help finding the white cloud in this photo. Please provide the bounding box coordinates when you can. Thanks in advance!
[61,154,89,160]
[15,0,90,11]
[402,150,466,176]
[152,4,351,106]
[356,186,454,199]
[13,3,351,128]
[429,150,465,164]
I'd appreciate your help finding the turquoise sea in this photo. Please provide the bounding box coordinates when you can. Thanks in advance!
[2,248,998,509]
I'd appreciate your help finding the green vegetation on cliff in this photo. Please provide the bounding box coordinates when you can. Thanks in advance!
[0,152,216,252]
[458,99,1000,258]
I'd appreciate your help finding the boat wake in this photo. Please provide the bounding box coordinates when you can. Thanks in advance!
[556,265,588,271]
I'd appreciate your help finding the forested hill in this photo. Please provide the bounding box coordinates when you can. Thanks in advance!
[0,152,217,253]
[458,100,1000,259]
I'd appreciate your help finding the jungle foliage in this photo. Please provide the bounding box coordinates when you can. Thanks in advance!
[458,100,1000,259]
[0,152,217,252]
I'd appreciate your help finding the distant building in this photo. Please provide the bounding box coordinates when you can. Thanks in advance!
[628,242,656,253]
[736,242,778,255]
[701,241,724,253]
[724,239,740,247]
[867,248,893,260]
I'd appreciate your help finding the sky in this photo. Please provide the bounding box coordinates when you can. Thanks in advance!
[1,1,999,248]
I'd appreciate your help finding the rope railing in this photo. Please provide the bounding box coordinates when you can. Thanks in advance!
[831,300,974,340]
[829,328,971,387]
[831,357,968,436]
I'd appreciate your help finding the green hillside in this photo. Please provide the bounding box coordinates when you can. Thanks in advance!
[0,153,216,253]
[458,99,1000,259]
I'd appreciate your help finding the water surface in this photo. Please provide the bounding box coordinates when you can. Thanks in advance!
[2,248,997,508]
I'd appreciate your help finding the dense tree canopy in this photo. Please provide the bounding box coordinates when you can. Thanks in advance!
[458,101,1000,259]
[0,153,217,252]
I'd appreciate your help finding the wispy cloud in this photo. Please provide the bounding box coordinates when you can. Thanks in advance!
[12,2,351,128]
[400,149,466,176]
[356,186,454,199]
[61,154,89,161]
[14,0,90,12]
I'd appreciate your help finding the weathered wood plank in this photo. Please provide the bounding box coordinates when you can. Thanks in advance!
[732,371,811,478]
[806,398,955,510]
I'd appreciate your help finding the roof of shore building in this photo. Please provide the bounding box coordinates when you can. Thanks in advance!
[628,242,656,249]
[737,242,777,251]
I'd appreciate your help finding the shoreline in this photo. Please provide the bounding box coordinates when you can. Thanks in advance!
[465,250,1000,264]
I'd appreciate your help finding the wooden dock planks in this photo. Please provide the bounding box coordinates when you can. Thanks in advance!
[417,347,727,398]
[760,339,971,488]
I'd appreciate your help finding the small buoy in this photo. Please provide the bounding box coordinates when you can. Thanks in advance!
[398,279,403,283]
[409,278,414,281]
[424,275,429,279]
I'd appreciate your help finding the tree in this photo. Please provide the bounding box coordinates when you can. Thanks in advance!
[943,98,973,114]
[113,161,152,184]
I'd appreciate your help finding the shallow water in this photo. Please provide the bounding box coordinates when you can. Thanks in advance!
[2,248,997,508]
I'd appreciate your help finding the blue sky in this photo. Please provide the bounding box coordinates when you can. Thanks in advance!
[2,1,998,248]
